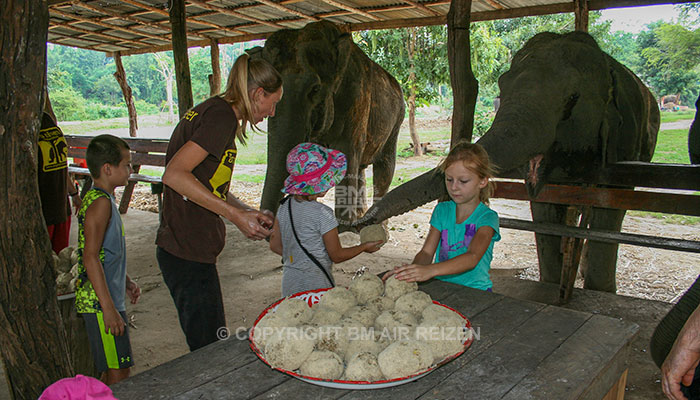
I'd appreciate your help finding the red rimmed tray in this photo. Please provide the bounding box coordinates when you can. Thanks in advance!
[249,288,474,389]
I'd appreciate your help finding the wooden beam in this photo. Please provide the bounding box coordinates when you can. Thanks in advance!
[188,0,285,28]
[117,31,270,56]
[494,181,700,217]
[574,0,589,31]
[170,0,194,118]
[483,0,507,9]
[447,0,478,145]
[318,0,380,20]
[209,40,222,96]
[500,218,700,253]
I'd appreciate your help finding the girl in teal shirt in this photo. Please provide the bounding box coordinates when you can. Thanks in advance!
[385,142,500,290]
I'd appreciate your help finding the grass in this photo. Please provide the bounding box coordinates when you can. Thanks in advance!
[660,109,697,124]
[651,129,692,164]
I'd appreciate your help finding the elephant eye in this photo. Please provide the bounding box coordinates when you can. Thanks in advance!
[308,84,320,100]
[562,93,580,120]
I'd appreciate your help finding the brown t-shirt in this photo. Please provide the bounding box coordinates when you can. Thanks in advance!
[38,113,69,226]
[156,97,239,264]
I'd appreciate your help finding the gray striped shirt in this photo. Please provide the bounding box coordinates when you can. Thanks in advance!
[278,198,338,297]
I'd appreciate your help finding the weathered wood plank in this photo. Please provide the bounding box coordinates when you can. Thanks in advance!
[251,375,347,399]
[338,295,546,400]
[494,181,700,217]
[174,353,291,399]
[501,314,639,400]
[111,338,258,399]
[422,306,590,398]
[501,217,700,253]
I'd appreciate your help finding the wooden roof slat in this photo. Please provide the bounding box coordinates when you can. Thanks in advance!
[89,3,210,40]
[188,0,286,29]
[50,7,170,43]
[49,19,155,48]
[483,0,507,10]
[254,0,320,21]
[400,0,443,16]
[318,0,381,20]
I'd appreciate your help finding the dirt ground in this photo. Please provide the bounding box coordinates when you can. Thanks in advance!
[65,117,698,399]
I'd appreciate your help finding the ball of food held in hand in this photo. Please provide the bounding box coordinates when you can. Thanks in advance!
[359,224,387,247]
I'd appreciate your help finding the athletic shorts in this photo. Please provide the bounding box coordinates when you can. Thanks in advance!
[82,311,134,372]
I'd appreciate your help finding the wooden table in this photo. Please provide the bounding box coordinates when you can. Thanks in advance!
[112,280,639,399]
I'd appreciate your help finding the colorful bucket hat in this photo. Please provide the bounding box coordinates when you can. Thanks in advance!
[283,142,347,195]
[39,374,116,400]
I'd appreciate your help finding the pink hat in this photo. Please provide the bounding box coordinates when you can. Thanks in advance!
[39,375,116,400]
[282,142,347,195]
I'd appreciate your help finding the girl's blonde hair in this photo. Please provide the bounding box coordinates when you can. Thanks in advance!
[220,53,282,144]
[439,141,498,205]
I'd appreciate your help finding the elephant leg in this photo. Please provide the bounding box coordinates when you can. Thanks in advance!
[531,202,568,284]
[650,275,700,368]
[580,207,625,292]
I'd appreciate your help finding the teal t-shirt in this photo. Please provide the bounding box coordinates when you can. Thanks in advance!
[429,201,500,290]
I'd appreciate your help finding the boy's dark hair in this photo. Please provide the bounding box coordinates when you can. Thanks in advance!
[86,135,130,178]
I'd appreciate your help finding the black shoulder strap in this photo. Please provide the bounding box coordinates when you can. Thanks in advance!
[287,198,334,287]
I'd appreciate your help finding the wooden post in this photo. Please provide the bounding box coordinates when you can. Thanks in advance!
[447,0,479,146]
[574,0,589,32]
[209,39,221,97]
[114,52,138,137]
[0,1,74,398]
[559,205,591,304]
[170,0,194,118]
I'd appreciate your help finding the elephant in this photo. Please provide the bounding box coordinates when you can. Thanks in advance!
[689,94,699,164]
[353,31,660,293]
[253,21,405,223]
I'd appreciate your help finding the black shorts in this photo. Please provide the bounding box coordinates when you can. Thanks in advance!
[82,311,134,372]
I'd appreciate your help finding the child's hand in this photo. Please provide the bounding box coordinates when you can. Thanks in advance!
[362,240,383,253]
[393,263,434,283]
[103,307,126,336]
[381,267,398,282]
[126,280,141,304]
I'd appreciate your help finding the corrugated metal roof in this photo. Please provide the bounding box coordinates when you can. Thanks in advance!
[47,0,695,54]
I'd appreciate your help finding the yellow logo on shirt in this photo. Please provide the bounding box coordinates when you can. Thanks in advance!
[38,126,68,172]
[209,148,237,200]
[183,110,198,122]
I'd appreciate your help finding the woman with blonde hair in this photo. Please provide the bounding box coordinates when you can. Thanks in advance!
[156,53,283,351]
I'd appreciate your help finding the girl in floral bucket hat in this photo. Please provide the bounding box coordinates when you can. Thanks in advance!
[269,143,383,297]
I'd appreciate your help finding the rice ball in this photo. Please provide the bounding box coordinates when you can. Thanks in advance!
[264,328,315,371]
[252,313,289,350]
[374,310,417,341]
[359,224,387,248]
[310,306,342,326]
[395,291,433,316]
[377,339,434,380]
[344,334,385,363]
[316,325,350,355]
[349,273,384,304]
[344,352,384,382]
[274,297,313,325]
[365,296,395,313]
[415,317,470,362]
[316,287,357,314]
[299,350,344,380]
[343,305,379,327]
[384,275,418,300]
[421,303,467,326]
